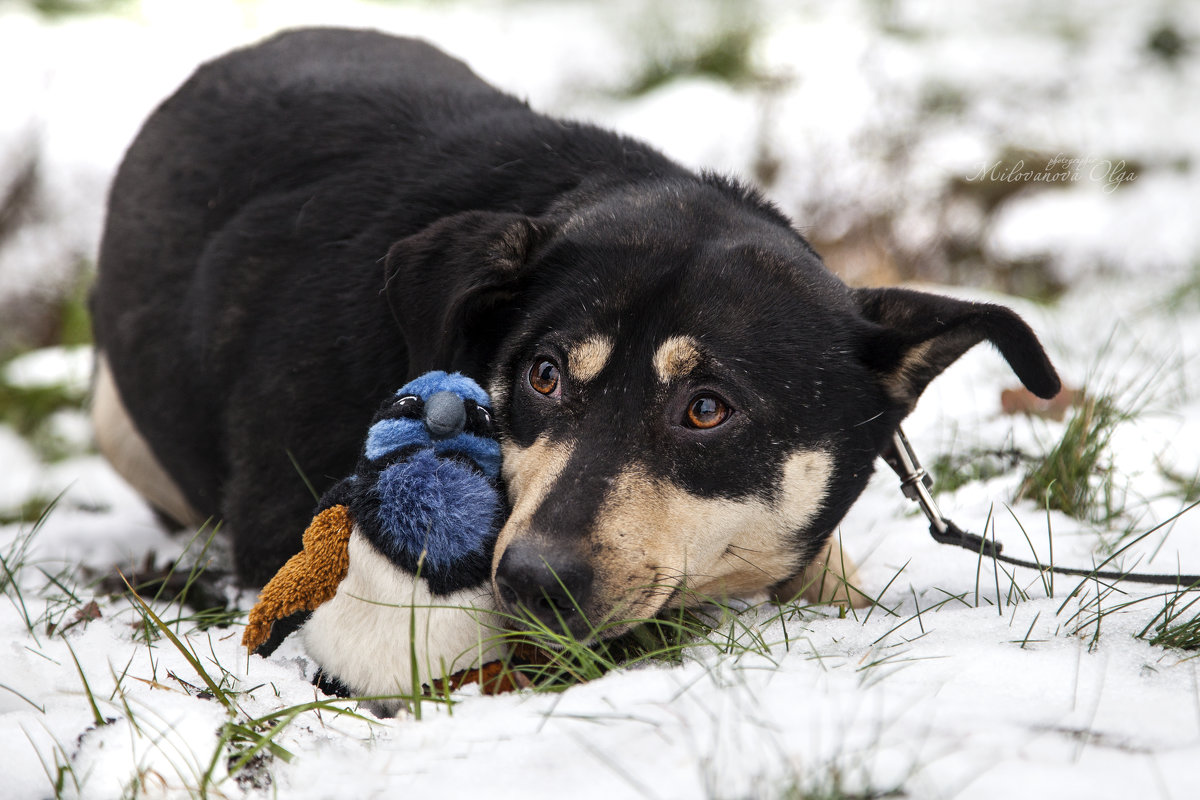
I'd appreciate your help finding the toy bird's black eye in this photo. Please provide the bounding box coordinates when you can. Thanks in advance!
[475,405,492,432]
[393,395,423,419]
[461,399,495,437]
[684,394,732,430]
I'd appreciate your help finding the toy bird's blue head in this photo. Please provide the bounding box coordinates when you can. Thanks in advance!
[362,371,500,479]
[336,372,503,594]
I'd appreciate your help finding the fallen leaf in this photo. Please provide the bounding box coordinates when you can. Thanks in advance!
[1001,386,1080,421]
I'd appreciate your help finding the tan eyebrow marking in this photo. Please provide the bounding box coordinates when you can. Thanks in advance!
[567,335,614,383]
[653,335,703,383]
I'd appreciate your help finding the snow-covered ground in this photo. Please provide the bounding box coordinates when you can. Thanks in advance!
[2,1,1199,798]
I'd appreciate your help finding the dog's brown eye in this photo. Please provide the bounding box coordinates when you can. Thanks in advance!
[685,394,731,429]
[529,359,560,396]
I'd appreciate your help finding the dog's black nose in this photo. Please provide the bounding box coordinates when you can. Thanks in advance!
[495,540,593,637]
[423,390,466,439]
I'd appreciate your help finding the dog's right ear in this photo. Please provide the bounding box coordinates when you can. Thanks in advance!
[853,286,1062,413]
[384,211,549,374]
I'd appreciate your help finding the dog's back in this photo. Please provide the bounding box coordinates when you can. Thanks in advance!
[93,30,479,525]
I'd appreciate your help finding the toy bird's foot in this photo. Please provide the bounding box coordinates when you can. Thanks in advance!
[432,660,529,695]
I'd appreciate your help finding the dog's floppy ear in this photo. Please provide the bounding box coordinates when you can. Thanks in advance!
[854,287,1061,411]
[384,211,548,374]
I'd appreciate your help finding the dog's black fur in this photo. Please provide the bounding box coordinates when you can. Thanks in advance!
[92,28,1059,636]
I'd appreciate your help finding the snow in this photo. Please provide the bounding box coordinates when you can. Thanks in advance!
[4,345,93,393]
[2,1,1200,798]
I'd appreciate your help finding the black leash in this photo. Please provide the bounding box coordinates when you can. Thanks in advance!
[882,428,1200,587]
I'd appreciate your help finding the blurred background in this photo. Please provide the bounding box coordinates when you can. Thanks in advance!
[1,0,1198,524]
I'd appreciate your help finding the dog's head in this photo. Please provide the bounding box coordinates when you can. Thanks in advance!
[385,176,1060,640]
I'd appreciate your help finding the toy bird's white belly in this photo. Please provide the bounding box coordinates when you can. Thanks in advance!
[302,527,505,700]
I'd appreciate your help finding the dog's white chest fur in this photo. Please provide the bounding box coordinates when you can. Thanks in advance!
[302,527,504,700]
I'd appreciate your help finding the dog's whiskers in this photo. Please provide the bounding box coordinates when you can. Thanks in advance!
[720,546,777,577]
[853,410,885,427]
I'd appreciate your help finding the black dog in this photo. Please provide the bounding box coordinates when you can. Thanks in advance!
[91,28,1059,639]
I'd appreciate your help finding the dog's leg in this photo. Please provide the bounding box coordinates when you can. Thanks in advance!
[773,537,872,608]
[222,450,320,588]
[92,353,203,528]
[221,390,348,586]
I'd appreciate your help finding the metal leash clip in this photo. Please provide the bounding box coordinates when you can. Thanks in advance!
[881,426,1200,584]
[881,427,1003,557]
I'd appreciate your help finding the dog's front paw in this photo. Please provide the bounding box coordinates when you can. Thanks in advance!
[773,538,872,609]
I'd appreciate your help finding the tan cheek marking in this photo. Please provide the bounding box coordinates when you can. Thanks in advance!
[696,450,833,597]
[492,436,575,571]
[775,450,834,527]
[567,335,614,383]
[652,335,702,383]
[588,449,833,610]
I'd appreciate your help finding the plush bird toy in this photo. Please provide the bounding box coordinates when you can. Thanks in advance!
[242,371,511,714]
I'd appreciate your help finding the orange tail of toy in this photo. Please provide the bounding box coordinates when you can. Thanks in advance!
[242,504,354,652]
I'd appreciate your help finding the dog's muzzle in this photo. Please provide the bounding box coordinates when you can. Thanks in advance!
[494,537,594,639]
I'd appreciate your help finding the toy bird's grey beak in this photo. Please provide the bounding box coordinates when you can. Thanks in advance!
[424,390,467,439]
